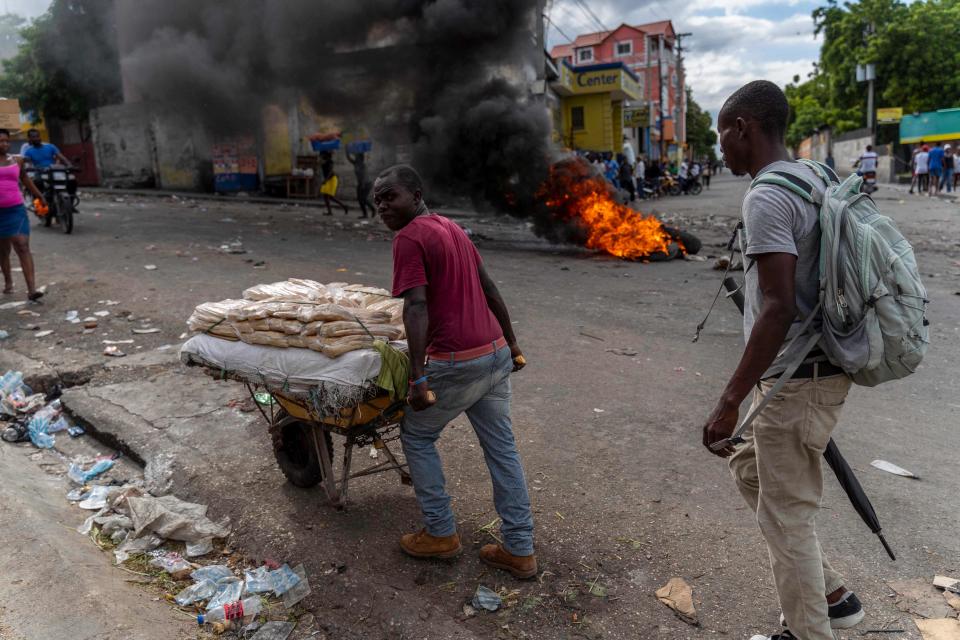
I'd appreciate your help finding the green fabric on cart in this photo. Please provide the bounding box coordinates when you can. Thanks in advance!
[372,340,410,401]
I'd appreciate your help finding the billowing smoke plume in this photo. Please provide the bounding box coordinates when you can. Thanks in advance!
[112,0,553,212]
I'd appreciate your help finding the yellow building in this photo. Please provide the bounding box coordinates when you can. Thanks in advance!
[550,61,643,153]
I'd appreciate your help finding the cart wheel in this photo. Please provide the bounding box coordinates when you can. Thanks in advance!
[270,416,332,488]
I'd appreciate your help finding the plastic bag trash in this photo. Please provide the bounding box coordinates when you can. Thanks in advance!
[114,534,163,564]
[47,415,71,434]
[175,579,217,606]
[66,487,89,502]
[127,494,231,542]
[243,566,274,595]
[250,621,295,640]
[282,564,310,609]
[206,577,243,611]
[95,514,132,537]
[472,585,502,612]
[68,459,115,484]
[185,538,214,557]
[191,565,234,583]
[269,564,301,596]
[149,551,193,576]
[79,485,113,510]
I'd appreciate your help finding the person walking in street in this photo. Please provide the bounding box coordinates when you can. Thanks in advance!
[0,129,46,302]
[927,141,945,196]
[618,158,636,202]
[702,158,712,189]
[345,148,374,218]
[943,144,954,193]
[318,151,349,216]
[374,164,536,579]
[914,144,930,195]
[635,155,647,199]
[604,153,620,188]
[706,80,865,640]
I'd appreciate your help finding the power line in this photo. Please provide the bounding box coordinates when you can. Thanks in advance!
[544,13,575,44]
[572,0,609,34]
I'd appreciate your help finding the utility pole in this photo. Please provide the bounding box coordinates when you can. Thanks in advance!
[657,34,665,161]
[675,32,692,162]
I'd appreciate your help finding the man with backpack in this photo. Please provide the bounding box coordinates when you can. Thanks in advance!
[704,80,862,640]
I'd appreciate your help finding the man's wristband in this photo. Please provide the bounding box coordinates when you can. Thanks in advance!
[409,375,428,387]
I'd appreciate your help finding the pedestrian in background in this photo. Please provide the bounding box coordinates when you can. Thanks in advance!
[702,158,712,189]
[913,144,929,195]
[927,141,944,196]
[604,153,620,188]
[618,158,636,201]
[941,143,953,193]
[319,151,349,216]
[0,129,46,302]
[953,145,960,190]
[346,149,374,218]
[634,155,646,199]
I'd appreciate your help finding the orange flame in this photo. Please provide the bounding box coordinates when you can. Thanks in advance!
[537,158,681,260]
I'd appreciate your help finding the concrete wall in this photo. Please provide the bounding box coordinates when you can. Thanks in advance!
[90,103,156,188]
[90,103,213,190]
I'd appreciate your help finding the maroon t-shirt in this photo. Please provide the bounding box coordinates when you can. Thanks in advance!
[391,214,502,354]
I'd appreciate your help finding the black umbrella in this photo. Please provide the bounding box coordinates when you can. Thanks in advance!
[721,279,896,561]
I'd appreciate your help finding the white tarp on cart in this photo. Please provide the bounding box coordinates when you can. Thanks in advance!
[180,334,407,412]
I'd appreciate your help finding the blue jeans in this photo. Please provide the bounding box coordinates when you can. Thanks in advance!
[944,168,954,192]
[401,345,534,555]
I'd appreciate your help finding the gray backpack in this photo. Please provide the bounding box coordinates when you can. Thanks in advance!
[750,159,929,386]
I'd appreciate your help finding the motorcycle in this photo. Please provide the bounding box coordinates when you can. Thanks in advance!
[860,170,878,194]
[26,164,79,234]
[681,176,703,196]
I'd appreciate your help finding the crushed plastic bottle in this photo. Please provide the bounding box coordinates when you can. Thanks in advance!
[206,577,243,611]
[197,596,262,625]
[176,579,217,606]
[269,563,301,596]
[190,565,234,583]
[242,566,274,594]
[27,399,62,448]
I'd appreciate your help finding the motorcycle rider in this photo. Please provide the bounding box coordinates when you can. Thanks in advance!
[22,129,71,170]
[854,145,879,193]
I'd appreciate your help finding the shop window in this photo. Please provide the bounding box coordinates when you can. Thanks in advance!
[616,41,632,56]
[571,106,585,131]
[576,47,593,63]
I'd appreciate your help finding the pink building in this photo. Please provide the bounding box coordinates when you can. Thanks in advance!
[550,20,684,160]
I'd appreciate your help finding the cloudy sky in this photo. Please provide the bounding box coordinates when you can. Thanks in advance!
[546,0,822,118]
[5,0,50,19]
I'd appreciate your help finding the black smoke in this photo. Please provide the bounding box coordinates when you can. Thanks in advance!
[111,0,553,213]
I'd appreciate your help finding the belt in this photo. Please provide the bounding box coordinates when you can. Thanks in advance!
[764,360,846,381]
[427,337,507,363]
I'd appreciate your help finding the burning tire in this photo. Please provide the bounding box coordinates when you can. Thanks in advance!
[662,226,702,255]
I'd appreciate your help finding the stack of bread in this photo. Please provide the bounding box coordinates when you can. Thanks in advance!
[187,279,404,358]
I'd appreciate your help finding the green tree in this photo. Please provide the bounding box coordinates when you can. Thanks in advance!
[0,0,121,122]
[787,0,960,145]
[685,88,717,162]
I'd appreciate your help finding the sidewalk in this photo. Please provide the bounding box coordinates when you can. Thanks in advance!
[81,186,484,219]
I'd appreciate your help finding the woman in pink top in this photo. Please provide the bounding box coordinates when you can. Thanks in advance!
[0,128,45,301]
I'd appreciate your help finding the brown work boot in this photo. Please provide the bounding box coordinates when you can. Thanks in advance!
[479,544,537,579]
[400,529,462,559]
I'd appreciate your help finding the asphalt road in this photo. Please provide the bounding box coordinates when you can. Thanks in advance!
[1,174,958,639]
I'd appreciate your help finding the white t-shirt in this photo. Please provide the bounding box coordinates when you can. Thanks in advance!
[634,160,645,179]
[691,162,702,177]
[858,151,878,172]
[622,142,636,166]
[678,162,689,179]
[915,152,929,174]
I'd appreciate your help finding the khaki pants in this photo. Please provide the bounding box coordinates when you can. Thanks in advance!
[729,373,852,640]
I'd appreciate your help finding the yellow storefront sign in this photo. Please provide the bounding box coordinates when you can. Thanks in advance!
[625,106,649,128]
[553,63,642,101]
[877,107,902,124]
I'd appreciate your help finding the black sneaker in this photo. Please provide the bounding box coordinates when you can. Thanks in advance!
[750,632,796,640]
[779,591,865,630]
